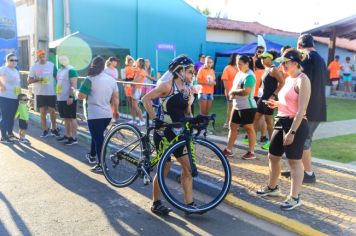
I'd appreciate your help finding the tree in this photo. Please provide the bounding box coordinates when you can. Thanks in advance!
[196,6,211,16]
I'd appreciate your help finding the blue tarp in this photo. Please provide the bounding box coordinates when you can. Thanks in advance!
[215,40,284,57]
[0,0,18,65]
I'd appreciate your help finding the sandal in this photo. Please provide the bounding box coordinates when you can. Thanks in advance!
[151,201,172,216]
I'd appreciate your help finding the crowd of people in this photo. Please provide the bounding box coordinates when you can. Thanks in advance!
[328,55,356,96]
[0,33,347,212]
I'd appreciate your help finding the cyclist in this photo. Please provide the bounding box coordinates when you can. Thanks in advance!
[142,55,195,215]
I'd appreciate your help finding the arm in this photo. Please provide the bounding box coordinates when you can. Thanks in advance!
[76,78,91,100]
[270,68,285,98]
[284,76,311,145]
[229,87,252,97]
[67,76,78,105]
[110,91,120,120]
[142,83,169,119]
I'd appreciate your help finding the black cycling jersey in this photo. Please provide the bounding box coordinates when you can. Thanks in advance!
[261,67,278,99]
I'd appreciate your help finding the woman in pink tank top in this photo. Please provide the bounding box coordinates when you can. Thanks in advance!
[256,49,311,211]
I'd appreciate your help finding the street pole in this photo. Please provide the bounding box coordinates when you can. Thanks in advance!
[35,0,49,53]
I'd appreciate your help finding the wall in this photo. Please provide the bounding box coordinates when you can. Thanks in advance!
[207,29,255,44]
[53,0,206,73]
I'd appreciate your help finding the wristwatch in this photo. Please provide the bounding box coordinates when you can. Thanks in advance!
[69,95,74,99]
[290,130,296,135]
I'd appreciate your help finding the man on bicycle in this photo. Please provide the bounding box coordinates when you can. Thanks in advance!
[142,55,195,215]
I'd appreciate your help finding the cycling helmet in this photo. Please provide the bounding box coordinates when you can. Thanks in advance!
[168,55,194,73]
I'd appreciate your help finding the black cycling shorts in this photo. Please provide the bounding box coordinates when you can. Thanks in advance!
[231,108,256,126]
[257,98,274,116]
[153,128,185,160]
[269,117,309,160]
[36,95,56,109]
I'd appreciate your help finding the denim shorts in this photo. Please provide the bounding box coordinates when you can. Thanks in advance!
[198,93,214,101]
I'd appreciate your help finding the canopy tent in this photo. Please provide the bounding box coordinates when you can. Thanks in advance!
[49,31,130,73]
[215,40,284,57]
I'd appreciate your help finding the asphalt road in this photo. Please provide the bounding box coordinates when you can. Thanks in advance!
[0,125,295,236]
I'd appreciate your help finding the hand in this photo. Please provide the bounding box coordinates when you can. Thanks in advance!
[0,85,6,92]
[153,118,164,128]
[283,132,295,146]
[67,97,73,105]
[264,99,279,109]
[112,111,119,120]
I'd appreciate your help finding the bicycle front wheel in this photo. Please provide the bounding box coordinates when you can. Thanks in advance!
[157,138,231,214]
[101,123,143,188]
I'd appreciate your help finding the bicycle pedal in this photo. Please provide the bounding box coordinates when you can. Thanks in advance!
[143,175,151,185]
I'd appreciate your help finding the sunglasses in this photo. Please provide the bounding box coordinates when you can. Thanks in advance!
[257,50,264,54]
[9,59,18,62]
[21,99,29,102]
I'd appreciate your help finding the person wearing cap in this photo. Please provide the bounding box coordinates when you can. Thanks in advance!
[278,45,291,79]
[328,55,341,95]
[254,50,285,150]
[104,56,119,80]
[28,49,60,138]
[0,53,21,143]
[280,34,328,183]
[257,48,311,210]
[56,55,79,146]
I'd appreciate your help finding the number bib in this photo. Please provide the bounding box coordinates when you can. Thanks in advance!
[14,86,21,96]
[56,84,62,94]
[41,77,49,85]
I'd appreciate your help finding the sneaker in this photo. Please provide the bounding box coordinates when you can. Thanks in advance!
[280,195,302,210]
[281,170,291,178]
[242,151,256,160]
[40,130,50,138]
[256,185,281,197]
[262,141,270,150]
[90,164,103,174]
[241,136,249,145]
[137,120,145,127]
[19,137,31,144]
[57,136,69,142]
[86,153,97,164]
[222,148,234,157]
[259,136,268,143]
[51,128,61,137]
[151,200,172,216]
[64,137,78,146]
[303,172,316,184]
[7,133,18,140]
[0,137,14,144]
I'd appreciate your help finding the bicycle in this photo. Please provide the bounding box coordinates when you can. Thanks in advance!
[100,114,231,215]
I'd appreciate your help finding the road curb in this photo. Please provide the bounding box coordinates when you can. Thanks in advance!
[28,113,327,235]
[224,194,327,236]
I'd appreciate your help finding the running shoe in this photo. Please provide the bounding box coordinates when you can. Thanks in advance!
[90,164,103,174]
[7,133,18,140]
[256,185,281,197]
[242,151,256,160]
[19,137,31,144]
[0,137,14,144]
[259,136,268,144]
[241,136,249,145]
[262,141,270,150]
[280,195,302,210]
[40,129,50,138]
[85,153,96,164]
[222,148,234,157]
[303,172,316,184]
[151,200,172,216]
[51,128,61,137]
[57,136,69,142]
[64,137,78,146]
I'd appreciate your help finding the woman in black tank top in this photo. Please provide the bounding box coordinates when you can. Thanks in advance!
[142,55,195,215]
[254,50,285,149]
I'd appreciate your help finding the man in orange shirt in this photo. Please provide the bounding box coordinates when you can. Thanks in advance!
[221,54,238,128]
[328,55,341,95]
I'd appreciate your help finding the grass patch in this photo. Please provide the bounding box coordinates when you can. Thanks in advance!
[326,98,356,122]
[312,134,356,163]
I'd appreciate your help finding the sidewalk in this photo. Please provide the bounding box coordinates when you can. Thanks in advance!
[29,112,356,235]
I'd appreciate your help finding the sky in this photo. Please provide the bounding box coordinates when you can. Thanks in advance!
[185,0,356,33]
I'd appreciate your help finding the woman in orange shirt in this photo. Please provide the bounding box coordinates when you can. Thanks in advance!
[124,55,135,123]
[197,56,216,116]
[131,58,146,126]
[221,53,238,128]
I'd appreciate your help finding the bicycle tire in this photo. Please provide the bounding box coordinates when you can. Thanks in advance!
[101,123,144,188]
[157,138,231,214]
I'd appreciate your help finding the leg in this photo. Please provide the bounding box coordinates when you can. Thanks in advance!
[253,112,263,133]
[227,122,240,151]
[264,115,274,140]
[128,97,135,122]
[71,118,78,138]
[152,161,171,202]
[64,118,71,137]
[225,101,232,125]
[176,155,193,204]
[244,124,256,153]
[48,107,57,130]
[268,154,282,188]
[206,100,213,115]
[199,99,208,115]
[302,121,319,173]
[260,116,267,137]
[39,107,47,131]
[288,159,304,198]
[133,99,144,121]
[6,99,18,135]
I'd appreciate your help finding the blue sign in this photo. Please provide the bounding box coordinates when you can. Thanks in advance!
[156,43,176,51]
[0,0,18,65]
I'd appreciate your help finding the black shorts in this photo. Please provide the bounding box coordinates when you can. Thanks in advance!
[36,95,56,109]
[19,119,28,130]
[58,100,77,119]
[231,108,256,126]
[254,96,260,103]
[154,128,185,160]
[269,117,309,160]
[257,98,274,115]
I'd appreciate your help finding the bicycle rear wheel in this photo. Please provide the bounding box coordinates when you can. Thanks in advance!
[101,123,143,188]
[157,138,231,214]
